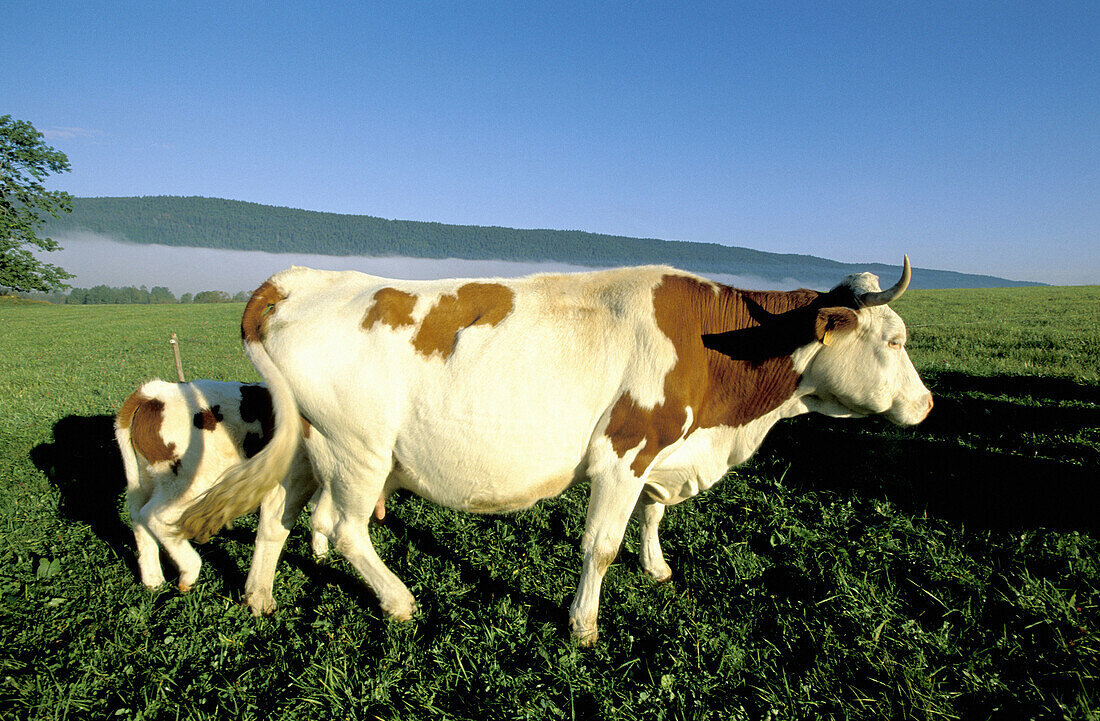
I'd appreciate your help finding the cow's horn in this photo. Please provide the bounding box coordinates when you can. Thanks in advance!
[860,255,911,307]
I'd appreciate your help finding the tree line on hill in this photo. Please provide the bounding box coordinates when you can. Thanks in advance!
[42,196,827,275]
[42,196,1043,289]
[8,285,250,305]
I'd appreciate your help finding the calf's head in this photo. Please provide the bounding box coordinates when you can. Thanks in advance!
[800,256,933,426]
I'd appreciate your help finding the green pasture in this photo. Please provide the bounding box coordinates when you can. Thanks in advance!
[0,286,1097,720]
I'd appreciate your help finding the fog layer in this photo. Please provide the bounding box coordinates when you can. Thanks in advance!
[44,233,808,294]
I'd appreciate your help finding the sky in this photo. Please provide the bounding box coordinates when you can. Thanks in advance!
[4,2,1098,286]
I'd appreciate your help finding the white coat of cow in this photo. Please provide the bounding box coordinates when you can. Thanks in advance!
[179,260,932,644]
[116,379,325,614]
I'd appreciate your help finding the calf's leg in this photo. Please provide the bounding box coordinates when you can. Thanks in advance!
[129,488,165,588]
[143,502,203,591]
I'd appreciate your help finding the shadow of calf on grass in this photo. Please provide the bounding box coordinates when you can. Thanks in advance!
[30,414,252,590]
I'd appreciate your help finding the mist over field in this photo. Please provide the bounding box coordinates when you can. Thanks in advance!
[45,232,806,295]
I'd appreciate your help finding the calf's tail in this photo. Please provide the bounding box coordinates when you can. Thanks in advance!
[177,284,300,542]
[114,390,146,495]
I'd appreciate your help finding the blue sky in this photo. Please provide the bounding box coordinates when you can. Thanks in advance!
[4,2,1097,285]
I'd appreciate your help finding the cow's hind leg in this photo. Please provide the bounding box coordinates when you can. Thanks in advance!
[332,484,416,619]
[313,439,416,621]
[244,462,319,615]
[309,491,382,558]
[634,497,672,582]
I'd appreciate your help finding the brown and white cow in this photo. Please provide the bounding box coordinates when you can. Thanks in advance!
[116,379,324,614]
[179,259,932,644]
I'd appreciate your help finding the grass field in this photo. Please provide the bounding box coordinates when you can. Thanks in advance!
[1,285,1097,720]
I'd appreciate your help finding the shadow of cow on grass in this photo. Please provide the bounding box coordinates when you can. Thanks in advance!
[758,371,1099,533]
[30,370,1098,611]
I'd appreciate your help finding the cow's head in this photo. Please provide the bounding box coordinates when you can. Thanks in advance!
[798,256,933,426]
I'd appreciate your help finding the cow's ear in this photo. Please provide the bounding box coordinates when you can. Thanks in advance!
[815,307,859,346]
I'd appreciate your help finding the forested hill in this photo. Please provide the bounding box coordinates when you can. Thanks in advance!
[46,196,1039,289]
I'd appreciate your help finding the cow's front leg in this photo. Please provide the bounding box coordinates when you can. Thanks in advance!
[334,514,417,620]
[634,497,672,582]
[569,448,648,646]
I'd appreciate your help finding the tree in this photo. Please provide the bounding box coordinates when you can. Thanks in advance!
[150,286,177,304]
[1,115,75,292]
[193,290,231,303]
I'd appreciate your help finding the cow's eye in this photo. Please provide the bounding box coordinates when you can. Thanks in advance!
[888,339,904,350]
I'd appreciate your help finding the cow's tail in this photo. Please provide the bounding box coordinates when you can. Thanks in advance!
[177,283,299,542]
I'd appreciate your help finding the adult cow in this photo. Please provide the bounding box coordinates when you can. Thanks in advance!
[179,259,932,644]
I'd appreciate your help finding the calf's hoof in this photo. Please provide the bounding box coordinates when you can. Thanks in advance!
[178,566,200,592]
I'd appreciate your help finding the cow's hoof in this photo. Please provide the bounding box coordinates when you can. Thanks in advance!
[644,566,673,584]
[382,596,418,622]
[572,628,599,647]
[245,591,277,616]
[310,532,330,558]
[177,582,193,593]
[569,618,599,647]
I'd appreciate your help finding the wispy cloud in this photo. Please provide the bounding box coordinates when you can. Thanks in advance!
[41,126,103,140]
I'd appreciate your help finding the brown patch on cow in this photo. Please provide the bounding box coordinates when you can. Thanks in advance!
[362,287,417,331]
[193,405,223,431]
[603,275,845,476]
[241,281,286,344]
[693,284,822,430]
[605,393,692,477]
[300,416,312,439]
[411,283,515,360]
[117,391,177,464]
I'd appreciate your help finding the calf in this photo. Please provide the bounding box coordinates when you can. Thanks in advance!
[115,379,324,614]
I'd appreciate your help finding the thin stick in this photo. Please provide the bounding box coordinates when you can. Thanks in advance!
[170,333,186,382]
